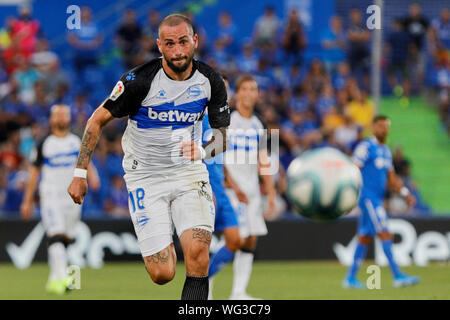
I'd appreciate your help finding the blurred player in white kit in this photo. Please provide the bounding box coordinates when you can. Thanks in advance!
[225,75,276,299]
[21,104,99,294]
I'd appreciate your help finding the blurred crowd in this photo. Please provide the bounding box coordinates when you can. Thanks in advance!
[1,3,446,219]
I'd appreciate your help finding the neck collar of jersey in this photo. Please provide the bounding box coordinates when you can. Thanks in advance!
[159,57,197,82]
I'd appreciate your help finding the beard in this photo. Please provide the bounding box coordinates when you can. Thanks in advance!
[164,51,194,74]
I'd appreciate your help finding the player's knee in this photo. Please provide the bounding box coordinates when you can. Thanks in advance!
[225,235,241,252]
[358,235,372,245]
[242,236,257,250]
[187,242,210,269]
[146,265,175,285]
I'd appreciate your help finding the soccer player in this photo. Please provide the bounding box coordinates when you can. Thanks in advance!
[20,104,99,294]
[67,14,230,300]
[344,115,420,288]
[201,76,242,300]
[224,75,276,299]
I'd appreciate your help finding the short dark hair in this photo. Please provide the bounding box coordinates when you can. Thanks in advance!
[373,115,389,123]
[158,14,194,37]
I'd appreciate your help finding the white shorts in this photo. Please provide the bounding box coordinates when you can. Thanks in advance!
[226,189,267,238]
[40,187,81,239]
[127,177,215,257]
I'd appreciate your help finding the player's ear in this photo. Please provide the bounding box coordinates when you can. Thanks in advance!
[193,33,198,49]
[156,38,163,54]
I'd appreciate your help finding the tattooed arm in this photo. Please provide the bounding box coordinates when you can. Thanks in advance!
[68,104,114,204]
[180,127,228,161]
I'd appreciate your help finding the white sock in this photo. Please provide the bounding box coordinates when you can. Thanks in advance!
[231,250,254,295]
[48,242,67,282]
[208,277,214,300]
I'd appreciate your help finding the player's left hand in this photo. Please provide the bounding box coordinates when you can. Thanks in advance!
[405,193,416,209]
[180,141,202,161]
[263,194,276,219]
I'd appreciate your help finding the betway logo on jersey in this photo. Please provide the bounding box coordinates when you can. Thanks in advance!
[147,108,202,123]
[131,98,207,129]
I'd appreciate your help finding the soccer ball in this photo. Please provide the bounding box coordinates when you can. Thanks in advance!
[286,147,362,221]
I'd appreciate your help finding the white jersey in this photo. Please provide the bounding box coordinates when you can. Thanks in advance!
[32,133,81,191]
[225,110,266,196]
[103,58,229,185]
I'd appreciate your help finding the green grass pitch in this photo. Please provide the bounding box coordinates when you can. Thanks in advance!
[0,261,448,300]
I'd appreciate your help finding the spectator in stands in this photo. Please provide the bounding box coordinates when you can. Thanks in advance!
[12,56,39,105]
[183,10,209,59]
[303,59,330,96]
[321,15,346,74]
[333,115,360,154]
[31,41,69,101]
[316,84,336,120]
[27,80,50,125]
[431,8,450,50]
[1,87,28,125]
[402,3,429,91]
[429,8,450,64]
[281,63,304,93]
[115,9,142,69]
[332,61,351,91]
[281,9,307,66]
[70,93,94,136]
[346,89,375,130]
[253,6,279,59]
[133,35,158,66]
[9,5,43,59]
[346,8,371,87]
[386,18,412,99]
[236,42,259,73]
[143,9,160,40]
[67,6,103,79]
[216,12,238,55]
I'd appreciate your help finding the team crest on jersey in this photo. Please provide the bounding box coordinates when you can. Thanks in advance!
[187,85,201,98]
[109,81,124,101]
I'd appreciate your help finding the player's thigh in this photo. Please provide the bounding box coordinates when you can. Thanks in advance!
[225,189,250,238]
[40,195,66,237]
[214,190,239,234]
[359,199,386,236]
[62,201,82,240]
[171,180,215,239]
[245,195,268,237]
[127,183,174,258]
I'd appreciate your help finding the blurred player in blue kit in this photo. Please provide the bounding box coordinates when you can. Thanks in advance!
[344,115,420,288]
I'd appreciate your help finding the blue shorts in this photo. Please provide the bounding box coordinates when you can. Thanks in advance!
[213,185,239,233]
[357,198,389,236]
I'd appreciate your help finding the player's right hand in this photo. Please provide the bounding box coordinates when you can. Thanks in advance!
[68,177,88,205]
[406,193,416,209]
[235,188,249,204]
[20,201,33,221]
